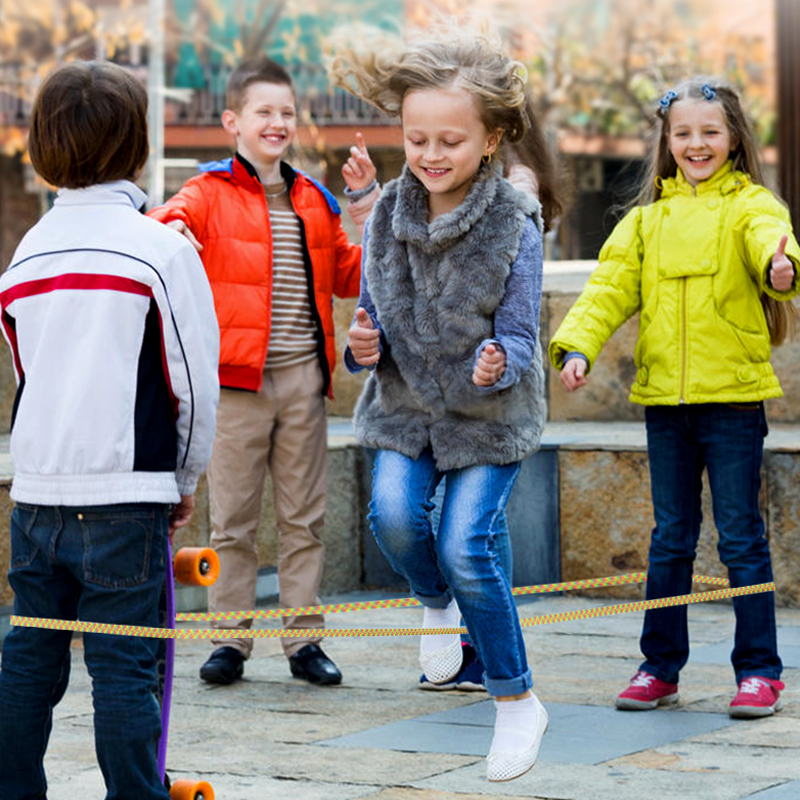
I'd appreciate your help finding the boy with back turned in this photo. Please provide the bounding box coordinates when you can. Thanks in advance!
[0,61,219,800]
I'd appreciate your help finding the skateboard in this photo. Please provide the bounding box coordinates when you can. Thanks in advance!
[157,546,221,800]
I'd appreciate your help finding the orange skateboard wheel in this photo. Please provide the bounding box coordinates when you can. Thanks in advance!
[169,779,214,800]
[173,547,220,587]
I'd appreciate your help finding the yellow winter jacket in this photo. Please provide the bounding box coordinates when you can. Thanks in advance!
[549,161,800,405]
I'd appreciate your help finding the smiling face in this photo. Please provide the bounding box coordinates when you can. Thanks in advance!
[401,85,501,219]
[667,98,737,186]
[222,80,296,181]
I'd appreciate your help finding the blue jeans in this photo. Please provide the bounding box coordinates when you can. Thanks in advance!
[0,503,170,800]
[641,404,782,685]
[369,448,531,697]
[430,482,511,647]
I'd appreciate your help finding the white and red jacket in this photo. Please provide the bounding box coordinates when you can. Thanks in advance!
[0,181,219,506]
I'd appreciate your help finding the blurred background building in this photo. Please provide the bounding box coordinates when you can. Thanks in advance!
[0,0,794,268]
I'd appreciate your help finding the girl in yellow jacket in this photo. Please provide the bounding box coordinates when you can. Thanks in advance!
[549,78,799,719]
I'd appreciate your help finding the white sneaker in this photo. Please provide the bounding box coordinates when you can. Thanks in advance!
[487,694,549,782]
[418,601,463,684]
[419,638,463,685]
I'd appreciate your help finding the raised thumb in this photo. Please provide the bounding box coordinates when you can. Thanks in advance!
[355,307,374,328]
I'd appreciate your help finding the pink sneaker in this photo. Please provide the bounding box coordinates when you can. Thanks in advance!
[729,677,785,719]
[616,670,679,710]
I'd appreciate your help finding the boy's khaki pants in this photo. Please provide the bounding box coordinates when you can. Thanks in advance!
[206,359,327,659]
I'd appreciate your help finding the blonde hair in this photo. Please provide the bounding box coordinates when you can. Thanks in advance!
[636,77,793,345]
[327,23,529,143]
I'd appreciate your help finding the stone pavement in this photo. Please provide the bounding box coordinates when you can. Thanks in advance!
[36,590,800,800]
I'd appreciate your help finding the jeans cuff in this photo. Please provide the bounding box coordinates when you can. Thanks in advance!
[415,591,454,609]
[736,669,782,683]
[640,662,680,685]
[485,667,533,698]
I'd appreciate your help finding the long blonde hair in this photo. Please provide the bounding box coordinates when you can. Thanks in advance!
[637,78,793,345]
[326,23,529,145]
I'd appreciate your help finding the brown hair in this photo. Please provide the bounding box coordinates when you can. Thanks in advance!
[637,78,793,345]
[28,61,149,189]
[225,55,295,113]
[504,89,568,232]
[639,78,763,205]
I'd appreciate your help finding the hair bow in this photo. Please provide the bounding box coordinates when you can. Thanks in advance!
[701,83,717,100]
[659,90,678,111]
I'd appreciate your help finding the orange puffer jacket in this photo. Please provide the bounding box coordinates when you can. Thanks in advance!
[148,156,361,396]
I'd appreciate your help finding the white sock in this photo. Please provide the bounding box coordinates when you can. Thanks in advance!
[490,695,540,754]
[420,598,461,657]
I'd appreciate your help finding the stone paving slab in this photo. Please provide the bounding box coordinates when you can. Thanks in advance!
[692,626,800,668]
[320,701,738,765]
[410,759,778,800]
[10,594,799,800]
[741,782,800,799]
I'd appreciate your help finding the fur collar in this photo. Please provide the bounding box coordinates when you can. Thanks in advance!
[390,163,498,253]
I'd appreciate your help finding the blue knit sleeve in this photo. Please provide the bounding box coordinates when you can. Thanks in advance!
[473,217,543,392]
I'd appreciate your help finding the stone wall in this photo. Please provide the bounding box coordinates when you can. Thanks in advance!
[558,446,800,607]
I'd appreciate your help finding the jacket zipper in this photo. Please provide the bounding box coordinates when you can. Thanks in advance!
[679,277,687,403]
[679,185,698,404]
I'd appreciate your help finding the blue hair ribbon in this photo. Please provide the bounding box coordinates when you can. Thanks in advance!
[701,83,717,100]
[659,90,678,111]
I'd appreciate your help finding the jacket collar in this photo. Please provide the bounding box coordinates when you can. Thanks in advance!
[391,162,500,254]
[54,180,148,210]
[232,153,298,192]
[660,160,750,198]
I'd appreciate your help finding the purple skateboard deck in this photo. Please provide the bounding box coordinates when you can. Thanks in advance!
[156,544,176,785]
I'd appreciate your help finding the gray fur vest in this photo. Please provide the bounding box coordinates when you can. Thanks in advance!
[354,165,548,471]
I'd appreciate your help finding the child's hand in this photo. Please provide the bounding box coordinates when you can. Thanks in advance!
[770,235,794,291]
[348,307,380,366]
[342,132,377,192]
[168,494,195,541]
[473,343,506,387]
[560,356,588,392]
[167,219,203,252]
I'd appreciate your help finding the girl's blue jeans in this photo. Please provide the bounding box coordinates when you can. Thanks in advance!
[0,503,171,800]
[369,448,532,697]
[430,483,511,647]
[641,404,782,685]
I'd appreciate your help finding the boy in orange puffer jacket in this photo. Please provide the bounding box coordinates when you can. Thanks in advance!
[150,55,374,687]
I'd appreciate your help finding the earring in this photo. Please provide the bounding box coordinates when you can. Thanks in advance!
[482,152,493,166]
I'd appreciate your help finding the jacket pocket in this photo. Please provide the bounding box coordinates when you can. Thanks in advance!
[722,316,771,364]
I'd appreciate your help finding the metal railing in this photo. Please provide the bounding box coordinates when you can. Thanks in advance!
[0,61,394,128]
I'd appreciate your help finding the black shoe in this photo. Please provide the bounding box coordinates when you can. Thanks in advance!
[289,644,342,685]
[199,646,245,685]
